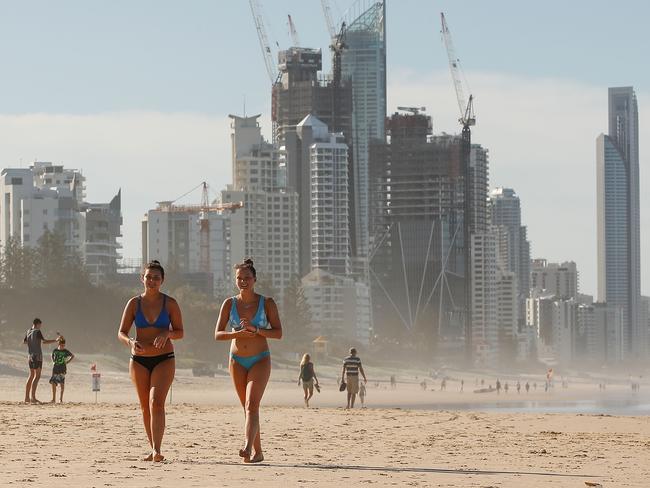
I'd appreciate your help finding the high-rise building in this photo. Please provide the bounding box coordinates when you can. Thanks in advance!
[596,86,642,359]
[305,116,350,275]
[530,259,578,299]
[283,115,350,276]
[141,198,234,297]
[488,187,531,326]
[369,112,484,352]
[272,48,352,148]
[471,231,499,365]
[0,162,121,283]
[341,1,387,256]
[223,115,299,306]
[83,191,123,284]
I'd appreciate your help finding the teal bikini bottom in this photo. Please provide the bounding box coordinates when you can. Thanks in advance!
[230,350,270,371]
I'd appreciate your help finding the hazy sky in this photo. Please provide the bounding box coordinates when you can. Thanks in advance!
[0,0,648,296]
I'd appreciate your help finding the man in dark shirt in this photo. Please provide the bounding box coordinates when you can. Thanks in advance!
[341,348,367,409]
[23,318,58,404]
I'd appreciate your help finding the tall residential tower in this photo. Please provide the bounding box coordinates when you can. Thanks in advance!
[596,86,643,359]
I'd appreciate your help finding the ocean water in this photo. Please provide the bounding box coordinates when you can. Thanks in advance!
[419,394,650,415]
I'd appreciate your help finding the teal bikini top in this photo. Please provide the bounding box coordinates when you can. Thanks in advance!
[229,295,270,330]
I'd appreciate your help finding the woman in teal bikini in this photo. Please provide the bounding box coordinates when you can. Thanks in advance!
[118,260,184,462]
[215,258,282,463]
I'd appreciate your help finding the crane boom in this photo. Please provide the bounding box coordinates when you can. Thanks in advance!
[320,0,336,38]
[249,0,277,84]
[440,12,474,126]
[287,14,301,46]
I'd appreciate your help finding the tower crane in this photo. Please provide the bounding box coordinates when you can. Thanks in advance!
[320,0,337,39]
[287,14,301,47]
[249,0,278,85]
[440,12,475,129]
[159,182,243,273]
[440,12,476,363]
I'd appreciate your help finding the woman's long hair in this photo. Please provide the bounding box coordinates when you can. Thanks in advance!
[300,353,311,366]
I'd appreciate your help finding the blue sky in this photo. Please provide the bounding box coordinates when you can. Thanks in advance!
[0,0,648,295]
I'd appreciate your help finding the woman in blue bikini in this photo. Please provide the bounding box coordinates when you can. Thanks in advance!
[215,258,282,463]
[118,260,184,462]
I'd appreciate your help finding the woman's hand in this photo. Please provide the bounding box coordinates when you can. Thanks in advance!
[240,318,257,333]
[130,339,145,354]
[152,331,170,349]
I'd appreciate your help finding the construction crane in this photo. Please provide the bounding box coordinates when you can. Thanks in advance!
[440,12,475,363]
[249,0,278,84]
[320,0,337,38]
[397,106,426,115]
[158,182,243,272]
[440,12,475,129]
[330,21,347,87]
[287,14,301,47]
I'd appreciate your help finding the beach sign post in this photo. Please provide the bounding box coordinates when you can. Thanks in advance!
[90,363,100,404]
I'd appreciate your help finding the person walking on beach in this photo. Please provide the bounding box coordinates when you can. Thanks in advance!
[23,318,58,404]
[341,348,367,409]
[496,379,502,395]
[298,353,319,407]
[215,259,282,463]
[118,260,184,462]
[525,381,530,393]
[49,336,74,403]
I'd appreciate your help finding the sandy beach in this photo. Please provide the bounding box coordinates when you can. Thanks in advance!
[1,400,649,487]
[1,354,650,487]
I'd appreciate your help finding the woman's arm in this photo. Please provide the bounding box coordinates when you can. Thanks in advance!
[257,297,282,340]
[167,297,184,340]
[214,299,256,341]
[118,298,141,352]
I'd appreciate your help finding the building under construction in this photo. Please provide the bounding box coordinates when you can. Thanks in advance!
[369,111,489,356]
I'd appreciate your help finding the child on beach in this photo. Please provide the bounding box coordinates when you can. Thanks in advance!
[359,381,366,408]
[49,336,74,403]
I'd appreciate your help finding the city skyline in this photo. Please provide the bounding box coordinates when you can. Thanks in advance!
[0,1,648,296]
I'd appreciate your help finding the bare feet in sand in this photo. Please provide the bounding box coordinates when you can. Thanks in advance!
[30,399,42,405]
[143,453,154,461]
[239,447,251,463]
[153,452,165,462]
[245,452,264,463]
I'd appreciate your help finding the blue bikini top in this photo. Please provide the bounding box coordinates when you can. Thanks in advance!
[229,295,270,331]
[134,294,171,329]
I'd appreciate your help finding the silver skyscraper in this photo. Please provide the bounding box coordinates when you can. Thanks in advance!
[596,86,642,359]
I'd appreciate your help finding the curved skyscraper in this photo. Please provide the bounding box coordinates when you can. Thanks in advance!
[341,1,387,256]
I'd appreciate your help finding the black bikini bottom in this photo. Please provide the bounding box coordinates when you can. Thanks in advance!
[131,352,175,373]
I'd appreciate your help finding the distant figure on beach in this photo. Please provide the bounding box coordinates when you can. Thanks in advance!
[341,348,367,409]
[504,382,509,394]
[215,258,282,463]
[420,379,427,390]
[496,379,501,395]
[49,336,74,403]
[440,378,446,391]
[460,379,464,392]
[359,381,366,408]
[390,375,396,389]
[23,318,59,404]
[533,382,537,391]
[516,381,521,394]
[525,381,530,393]
[118,260,184,462]
[298,353,319,407]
